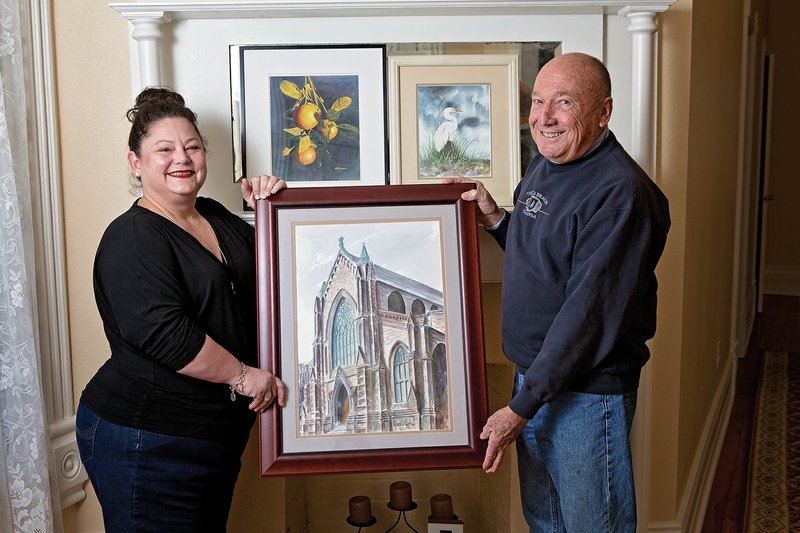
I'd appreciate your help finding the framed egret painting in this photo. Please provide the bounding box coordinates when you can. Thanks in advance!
[230,44,388,188]
[417,84,492,179]
[254,183,488,476]
[388,54,520,208]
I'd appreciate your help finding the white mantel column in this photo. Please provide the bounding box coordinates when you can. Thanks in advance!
[123,11,171,91]
[620,7,667,176]
[618,7,667,532]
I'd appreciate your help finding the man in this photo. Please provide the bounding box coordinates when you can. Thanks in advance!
[447,52,670,532]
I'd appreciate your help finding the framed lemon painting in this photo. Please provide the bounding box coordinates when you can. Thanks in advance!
[231,45,388,187]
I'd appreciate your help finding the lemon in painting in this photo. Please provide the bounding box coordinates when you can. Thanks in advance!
[293,104,320,131]
[319,119,338,141]
[296,146,317,166]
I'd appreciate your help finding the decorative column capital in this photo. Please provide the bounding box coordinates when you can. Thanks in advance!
[617,6,667,177]
[619,6,666,34]
[116,9,170,25]
[115,10,171,91]
[126,11,171,41]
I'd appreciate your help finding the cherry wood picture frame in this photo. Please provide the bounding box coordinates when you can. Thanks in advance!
[255,183,488,476]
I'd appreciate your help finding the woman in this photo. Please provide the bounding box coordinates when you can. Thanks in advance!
[76,87,285,532]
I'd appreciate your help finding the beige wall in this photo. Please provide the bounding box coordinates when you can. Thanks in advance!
[764,3,800,274]
[53,0,756,530]
[647,0,691,518]
[649,0,750,521]
[678,0,742,513]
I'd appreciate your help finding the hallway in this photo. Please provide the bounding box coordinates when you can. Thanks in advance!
[702,294,800,532]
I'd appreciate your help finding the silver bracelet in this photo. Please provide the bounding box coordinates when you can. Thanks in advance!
[229,361,248,402]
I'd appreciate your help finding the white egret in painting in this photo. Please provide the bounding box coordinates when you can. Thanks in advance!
[433,107,463,152]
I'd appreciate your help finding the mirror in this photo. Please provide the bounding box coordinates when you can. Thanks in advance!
[229,41,561,185]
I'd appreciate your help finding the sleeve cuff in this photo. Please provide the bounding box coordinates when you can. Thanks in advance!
[508,389,541,420]
[485,210,508,231]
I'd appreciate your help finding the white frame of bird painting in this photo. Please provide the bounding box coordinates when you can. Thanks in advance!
[388,54,520,208]
[230,44,389,187]
[255,184,488,476]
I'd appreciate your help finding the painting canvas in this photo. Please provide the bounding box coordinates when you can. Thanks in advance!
[269,74,361,182]
[417,84,492,179]
[292,218,452,437]
[255,184,488,476]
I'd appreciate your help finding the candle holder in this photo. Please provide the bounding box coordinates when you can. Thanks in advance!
[385,481,419,532]
[427,493,463,532]
[346,516,378,531]
[347,495,377,531]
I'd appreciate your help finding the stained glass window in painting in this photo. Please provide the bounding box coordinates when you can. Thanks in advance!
[393,346,411,403]
[332,299,357,369]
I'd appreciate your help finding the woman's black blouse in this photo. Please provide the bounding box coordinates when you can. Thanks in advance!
[81,197,257,442]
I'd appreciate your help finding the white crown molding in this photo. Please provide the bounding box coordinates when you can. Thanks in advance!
[109,0,677,19]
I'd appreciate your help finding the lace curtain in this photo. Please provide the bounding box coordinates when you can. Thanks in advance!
[0,0,62,531]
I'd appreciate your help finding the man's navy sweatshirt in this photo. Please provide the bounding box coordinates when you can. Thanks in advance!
[488,131,670,419]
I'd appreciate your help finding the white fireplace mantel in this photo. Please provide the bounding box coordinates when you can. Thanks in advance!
[104,1,675,528]
[109,0,674,176]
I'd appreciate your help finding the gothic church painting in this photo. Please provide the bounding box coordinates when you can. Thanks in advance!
[297,236,450,436]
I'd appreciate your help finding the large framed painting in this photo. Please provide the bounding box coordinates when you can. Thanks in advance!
[231,45,388,187]
[255,183,487,476]
[387,54,520,208]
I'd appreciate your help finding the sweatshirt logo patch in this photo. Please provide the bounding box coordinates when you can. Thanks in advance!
[519,190,549,219]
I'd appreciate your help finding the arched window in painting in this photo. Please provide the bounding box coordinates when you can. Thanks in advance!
[335,386,350,427]
[331,299,357,369]
[392,345,411,403]
[388,291,406,314]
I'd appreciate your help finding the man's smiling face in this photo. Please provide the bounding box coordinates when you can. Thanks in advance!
[528,54,613,164]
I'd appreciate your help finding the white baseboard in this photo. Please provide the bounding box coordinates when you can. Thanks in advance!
[647,353,736,532]
[763,267,800,296]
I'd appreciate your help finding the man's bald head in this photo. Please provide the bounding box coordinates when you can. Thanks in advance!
[528,53,614,163]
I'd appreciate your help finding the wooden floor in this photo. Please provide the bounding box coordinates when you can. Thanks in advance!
[701,294,800,532]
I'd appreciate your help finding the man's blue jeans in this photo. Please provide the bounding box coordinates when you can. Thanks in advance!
[514,372,638,533]
[76,403,247,533]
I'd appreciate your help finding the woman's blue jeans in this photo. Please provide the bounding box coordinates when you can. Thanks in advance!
[76,402,247,533]
[514,372,638,533]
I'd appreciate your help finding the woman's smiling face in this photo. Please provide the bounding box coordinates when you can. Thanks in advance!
[129,117,207,203]
[528,54,612,164]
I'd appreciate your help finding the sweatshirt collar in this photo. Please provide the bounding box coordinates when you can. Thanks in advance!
[546,128,610,165]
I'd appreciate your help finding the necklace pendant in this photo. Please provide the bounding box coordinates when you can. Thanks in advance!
[230,390,236,402]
